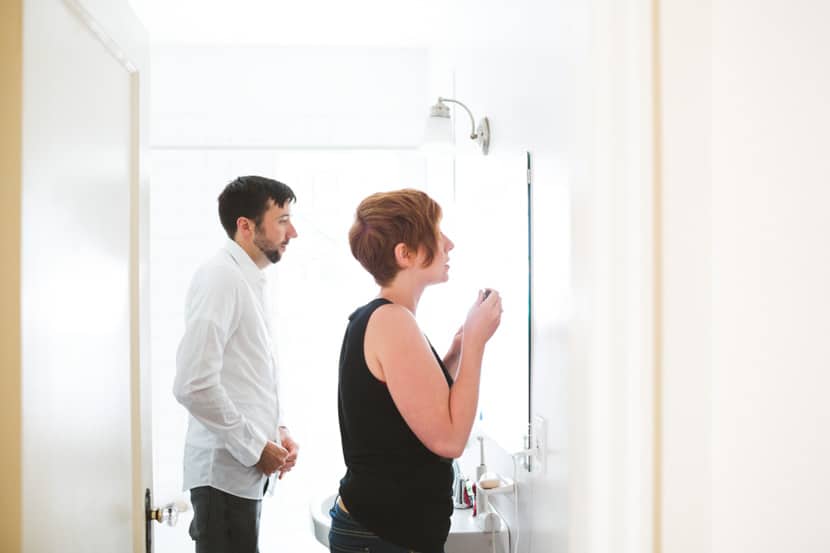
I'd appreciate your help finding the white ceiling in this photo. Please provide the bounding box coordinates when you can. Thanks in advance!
[128,0,451,46]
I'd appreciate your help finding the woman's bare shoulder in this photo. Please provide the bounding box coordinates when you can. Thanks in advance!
[366,303,423,348]
[369,303,416,327]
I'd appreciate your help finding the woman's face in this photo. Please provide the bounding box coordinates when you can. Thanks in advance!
[419,227,454,284]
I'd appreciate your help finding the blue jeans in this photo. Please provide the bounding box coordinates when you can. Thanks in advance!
[329,499,430,553]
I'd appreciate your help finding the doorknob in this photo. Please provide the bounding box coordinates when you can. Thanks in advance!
[146,489,190,553]
[148,499,189,526]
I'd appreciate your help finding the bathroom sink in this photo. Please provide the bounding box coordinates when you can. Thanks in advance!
[310,493,508,553]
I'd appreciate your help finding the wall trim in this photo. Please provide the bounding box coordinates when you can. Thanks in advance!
[62,0,137,73]
[0,0,22,551]
[651,0,663,550]
[584,0,658,551]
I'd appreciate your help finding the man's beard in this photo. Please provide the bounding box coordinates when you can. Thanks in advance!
[253,232,282,264]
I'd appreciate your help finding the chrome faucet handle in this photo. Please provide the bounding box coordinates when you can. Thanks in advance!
[452,461,473,509]
[455,478,473,509]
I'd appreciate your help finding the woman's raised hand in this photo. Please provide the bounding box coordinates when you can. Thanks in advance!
[463,289,503,346]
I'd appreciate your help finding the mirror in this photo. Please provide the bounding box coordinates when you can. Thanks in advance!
[418,151,531,453]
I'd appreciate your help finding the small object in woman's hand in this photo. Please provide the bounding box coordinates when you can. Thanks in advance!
[482,289,492,300]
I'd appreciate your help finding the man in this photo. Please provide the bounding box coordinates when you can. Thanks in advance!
[174,176,300,553]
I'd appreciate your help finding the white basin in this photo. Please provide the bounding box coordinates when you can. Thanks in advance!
[310,493,508,553]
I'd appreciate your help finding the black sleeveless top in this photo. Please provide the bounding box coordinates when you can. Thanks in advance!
[337,298,454,553]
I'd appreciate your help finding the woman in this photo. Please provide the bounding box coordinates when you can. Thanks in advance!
[329,189,502,553]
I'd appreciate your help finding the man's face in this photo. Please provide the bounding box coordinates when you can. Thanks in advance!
[253,199,297,264]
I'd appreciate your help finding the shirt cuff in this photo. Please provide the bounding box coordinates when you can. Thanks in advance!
[226,423,269,468]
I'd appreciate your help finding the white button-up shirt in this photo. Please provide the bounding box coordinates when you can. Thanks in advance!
[174,239,283,499]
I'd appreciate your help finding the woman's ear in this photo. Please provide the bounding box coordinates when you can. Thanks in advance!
[393,242,412,268]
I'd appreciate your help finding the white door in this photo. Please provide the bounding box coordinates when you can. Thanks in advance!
[19,1,158,551]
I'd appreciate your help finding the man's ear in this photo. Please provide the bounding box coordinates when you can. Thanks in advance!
[236,216,254,239]
[393,242,412,268]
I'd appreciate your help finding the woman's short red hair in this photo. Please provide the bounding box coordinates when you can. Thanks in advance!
[349,189,443,286]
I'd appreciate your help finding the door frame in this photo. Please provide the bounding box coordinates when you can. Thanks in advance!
[59,2,152,552]
[0,0,23,549]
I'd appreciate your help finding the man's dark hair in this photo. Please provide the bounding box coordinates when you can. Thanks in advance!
[218,176,296,239]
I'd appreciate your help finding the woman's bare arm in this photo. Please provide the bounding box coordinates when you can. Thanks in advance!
[365,292,502,458]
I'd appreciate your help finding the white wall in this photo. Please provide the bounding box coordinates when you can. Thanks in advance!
[151,45,428,148]
[660,1,830,552]
[658,0,711,552]
[710,2,830,551]
[444,1,669,553]
[440,1,656,553]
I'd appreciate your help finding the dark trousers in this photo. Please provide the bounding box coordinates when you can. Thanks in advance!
[189,486,262,553]
[329,500,432,553]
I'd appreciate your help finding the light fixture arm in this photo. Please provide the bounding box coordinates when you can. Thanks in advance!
[426,96,491,155]
[438,97,479,139]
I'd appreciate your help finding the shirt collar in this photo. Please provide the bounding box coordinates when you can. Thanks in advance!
[223,239,266,288]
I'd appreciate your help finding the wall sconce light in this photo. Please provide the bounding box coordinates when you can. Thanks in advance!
[425,97,491,155]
